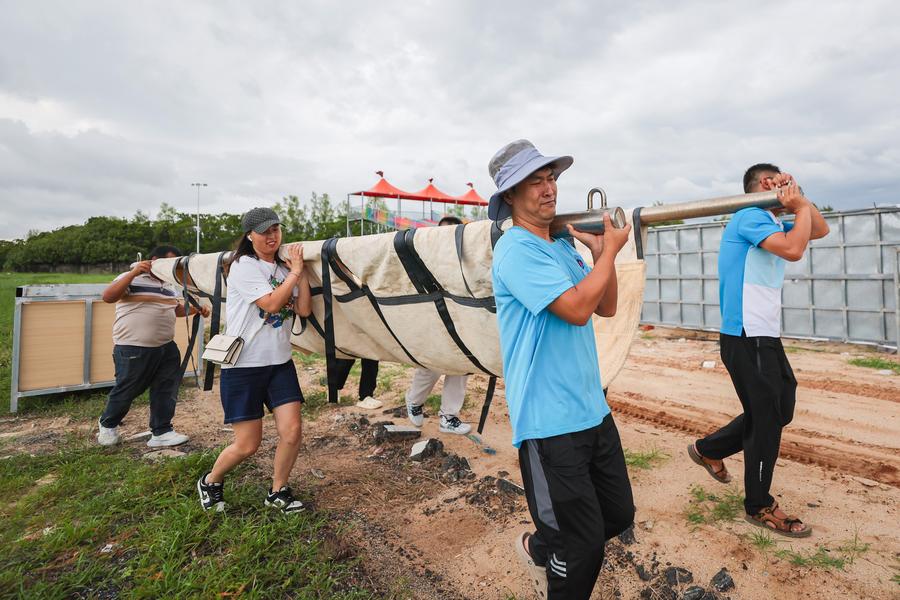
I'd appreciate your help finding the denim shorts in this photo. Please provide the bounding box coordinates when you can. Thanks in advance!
[219,360,304,424]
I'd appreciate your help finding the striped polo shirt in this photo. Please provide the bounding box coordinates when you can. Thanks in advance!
[112,271,179,347]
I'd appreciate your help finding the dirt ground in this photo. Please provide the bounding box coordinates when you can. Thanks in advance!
[2,327,898,599]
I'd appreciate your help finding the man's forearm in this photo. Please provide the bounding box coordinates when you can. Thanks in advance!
[549,251,616,325]
[809,204,830,239]
[102,272,135,303]
[786,207,812,257]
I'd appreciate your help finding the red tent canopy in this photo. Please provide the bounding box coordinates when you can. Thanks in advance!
[412,179,457,202]
[351,172,488,206]
[354,171,417,199]
[456,182,487,205]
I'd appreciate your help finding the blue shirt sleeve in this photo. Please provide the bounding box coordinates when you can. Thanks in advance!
[783,220,794,233]
[496,238,575,316]
[736,209,784,247]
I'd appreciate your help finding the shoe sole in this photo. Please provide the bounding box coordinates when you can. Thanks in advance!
[687,444,731,483]
[147,438,189,448]
[264,499,305,513]
[439,426,471,435]
[744,514,812,538]
[513,532,547,599]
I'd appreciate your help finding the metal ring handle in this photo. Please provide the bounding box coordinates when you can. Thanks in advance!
[587,187,607,210]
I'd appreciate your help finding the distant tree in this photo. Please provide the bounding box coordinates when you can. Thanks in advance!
[469,205,488,220]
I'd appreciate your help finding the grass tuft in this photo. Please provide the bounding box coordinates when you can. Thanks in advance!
[848,357,900,374]
[623,447,669,470]
[683,484,744,527]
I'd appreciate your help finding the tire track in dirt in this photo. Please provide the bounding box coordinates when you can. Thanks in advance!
[626,354,899,402]
[608,391,900,488]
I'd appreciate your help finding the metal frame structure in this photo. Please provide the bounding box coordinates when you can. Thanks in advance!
[641,207,899,348]
[10,284,204,413]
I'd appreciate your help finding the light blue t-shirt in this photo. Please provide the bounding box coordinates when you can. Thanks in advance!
[719,208,793,338]
[492,226,610,448]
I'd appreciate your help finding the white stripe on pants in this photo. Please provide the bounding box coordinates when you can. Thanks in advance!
[405,368,467,416]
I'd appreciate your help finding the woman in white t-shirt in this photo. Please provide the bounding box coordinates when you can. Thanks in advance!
[197,207,312,514]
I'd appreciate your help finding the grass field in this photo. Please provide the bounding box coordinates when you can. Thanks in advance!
[0,441,373,599]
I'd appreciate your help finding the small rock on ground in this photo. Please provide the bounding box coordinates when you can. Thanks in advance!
[664,566,694,586]
[710,567,735,592]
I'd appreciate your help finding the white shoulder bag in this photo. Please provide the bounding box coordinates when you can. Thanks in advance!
[202,321,263,366]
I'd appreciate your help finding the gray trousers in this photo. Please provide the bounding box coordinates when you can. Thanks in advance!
[404,368,467,416]
[99,341,181,436]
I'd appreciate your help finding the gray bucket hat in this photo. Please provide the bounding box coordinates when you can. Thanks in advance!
[487,139,573,220]
[241,207,281,234]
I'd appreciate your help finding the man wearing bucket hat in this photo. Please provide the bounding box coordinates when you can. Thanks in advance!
[489,140,635,599]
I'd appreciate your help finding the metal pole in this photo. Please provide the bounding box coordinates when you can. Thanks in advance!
[346,194,350,237]
[895,247,899,353]
[637,190,780,224]
[191,182,207,253]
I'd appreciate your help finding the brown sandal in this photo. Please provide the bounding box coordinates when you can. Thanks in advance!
[687,444,732,483]
[745,502,812,538]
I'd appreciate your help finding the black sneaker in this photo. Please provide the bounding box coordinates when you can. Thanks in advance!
[265,486,305,513]
[197,472,225,512]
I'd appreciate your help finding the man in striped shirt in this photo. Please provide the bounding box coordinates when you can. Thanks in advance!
[97,246,209,448]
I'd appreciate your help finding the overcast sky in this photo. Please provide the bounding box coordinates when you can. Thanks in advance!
[1,1,898,240]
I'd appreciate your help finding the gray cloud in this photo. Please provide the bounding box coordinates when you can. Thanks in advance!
[0,0,897,239]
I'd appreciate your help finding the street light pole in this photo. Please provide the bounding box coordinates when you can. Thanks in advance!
[190,183,207,253]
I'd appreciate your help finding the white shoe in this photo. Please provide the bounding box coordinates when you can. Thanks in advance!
[356,396,383,410]
[439,414,471,435]
[97,421,121,446]
[147,430,189,447]
[406,398,424,427]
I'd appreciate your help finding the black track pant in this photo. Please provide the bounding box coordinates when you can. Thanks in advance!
[696,333,797,515]
[519,414,635,600]
[333,358,379,401]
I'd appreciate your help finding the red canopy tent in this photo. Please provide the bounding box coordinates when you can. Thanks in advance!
[347,172,488,235]
[457,182,487,205]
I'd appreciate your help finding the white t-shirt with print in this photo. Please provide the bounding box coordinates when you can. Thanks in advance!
[223,255,298,368]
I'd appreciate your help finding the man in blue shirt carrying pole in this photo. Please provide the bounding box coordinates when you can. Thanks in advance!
[688,164,829,538]
[489,140,635,600]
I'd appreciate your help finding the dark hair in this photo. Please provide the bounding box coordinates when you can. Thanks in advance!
[231,232,286,266]
[438,215,463,226]
[743,163,781,193]
[149,245,182,259]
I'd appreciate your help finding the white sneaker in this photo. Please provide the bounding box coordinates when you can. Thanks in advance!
[97,421,121,446]
[439,414,471,435]
[406,398,424,427]
[356,396,383,410]
[147,430,189,447]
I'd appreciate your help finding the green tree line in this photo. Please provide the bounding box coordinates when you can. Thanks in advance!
[1,193,354,271]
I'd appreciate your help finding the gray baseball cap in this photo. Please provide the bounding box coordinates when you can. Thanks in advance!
[487,139,573,221]
[241,207,281,233]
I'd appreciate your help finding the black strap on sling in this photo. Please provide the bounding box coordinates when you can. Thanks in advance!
[477,375,497,435]
[322,237,425,369]
[320,238,341,404]
[202,251,228,391]
[393,228,497,377]
[632,206,644,260]
[174,255,203,385]
[453,223,476,299]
